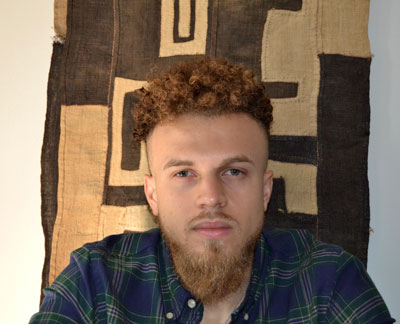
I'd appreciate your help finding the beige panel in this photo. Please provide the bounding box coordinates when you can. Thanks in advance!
[160,0,208,57]
[98,205,158,239]
[179,0,191,38]
[109,77,150,186]
[49,105,109,284]
[268,160,318,215]
[54,0,67,40]
[262,0,319,137]
[319,0,371,57]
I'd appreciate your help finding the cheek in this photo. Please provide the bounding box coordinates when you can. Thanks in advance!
[229,178,265,205]
[161,177,198,201]
[229,183,265,228]
[157,185,193,219]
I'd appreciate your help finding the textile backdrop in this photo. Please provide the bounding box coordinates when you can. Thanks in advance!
[41,0,372,295]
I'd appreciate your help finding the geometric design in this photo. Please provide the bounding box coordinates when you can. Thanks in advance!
[269,136,317,165]
[175,0,194,40]
[49,105,108,284]
[263,82,298,99]
[109,78,149,187]
[54,0,67,39]
[317,54,371,262]
[160,0,208,57]
[121,91,141,171]
[320,0,370,57]
[268,160,318,215]
[262,0,319,137]
[98,205,157,239]
[41,0,373,298]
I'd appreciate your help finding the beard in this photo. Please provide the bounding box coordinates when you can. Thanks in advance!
[160,211,262,304]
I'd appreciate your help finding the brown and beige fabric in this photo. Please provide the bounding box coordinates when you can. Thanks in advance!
[41,0,372,297]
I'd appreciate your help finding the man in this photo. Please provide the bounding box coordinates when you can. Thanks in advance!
[30,57,394,323]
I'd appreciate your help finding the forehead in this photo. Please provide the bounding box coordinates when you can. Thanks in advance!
[146,113,268,169]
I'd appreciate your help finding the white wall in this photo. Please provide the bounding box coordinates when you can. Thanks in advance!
[368,0,400,320]
[0,1,398,323]
[0,1,52,323]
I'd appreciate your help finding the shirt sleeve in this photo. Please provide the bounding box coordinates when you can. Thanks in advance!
[29,247,95,324]
[324,252,395,324]
[29,289,81,324]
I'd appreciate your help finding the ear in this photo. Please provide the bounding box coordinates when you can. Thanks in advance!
[144,174,159,216]
[263,170,273,211]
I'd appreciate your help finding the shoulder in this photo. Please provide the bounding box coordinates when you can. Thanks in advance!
[262,227,344,263]
[42,229,162,310]
[56,228,162,285]
[261,227,365,283]
[261,227,395,322]
[261,227,358,299]
[33,231,162,322]
[72,227,162,262]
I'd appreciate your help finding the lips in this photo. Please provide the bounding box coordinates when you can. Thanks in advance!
[191,221,233,239]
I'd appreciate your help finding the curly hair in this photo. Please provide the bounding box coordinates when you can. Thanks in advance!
[132,56,273,142]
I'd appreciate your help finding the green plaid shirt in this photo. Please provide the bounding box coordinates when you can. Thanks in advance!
[30,227,395,323]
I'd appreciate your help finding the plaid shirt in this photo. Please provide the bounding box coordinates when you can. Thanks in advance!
[30,227,395,323]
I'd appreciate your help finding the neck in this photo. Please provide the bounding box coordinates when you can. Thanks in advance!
[200,267,251,324]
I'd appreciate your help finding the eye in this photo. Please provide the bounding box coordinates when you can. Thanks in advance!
[175,170,194,177]
[224,169,243,176]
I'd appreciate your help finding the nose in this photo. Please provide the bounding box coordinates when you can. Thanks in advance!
[196,174,227,210]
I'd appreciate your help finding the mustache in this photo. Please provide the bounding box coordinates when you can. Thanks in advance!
[187,211,239,230]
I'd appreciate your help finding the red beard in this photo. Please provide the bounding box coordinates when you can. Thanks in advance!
[160,211,262,304]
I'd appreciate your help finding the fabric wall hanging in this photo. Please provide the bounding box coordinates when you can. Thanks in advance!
[41,0,372,296]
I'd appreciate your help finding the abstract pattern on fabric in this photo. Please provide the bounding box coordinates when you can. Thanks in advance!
[31,228,394,323]
[41,0,373,295]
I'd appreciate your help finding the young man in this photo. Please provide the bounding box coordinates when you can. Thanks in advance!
[30,57,394,323]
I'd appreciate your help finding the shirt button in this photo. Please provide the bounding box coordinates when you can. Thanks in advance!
[244,313,249,321]
[166,312,174,319]
[187,299,196,309]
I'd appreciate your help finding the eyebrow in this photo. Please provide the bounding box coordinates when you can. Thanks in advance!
[163,159,194,170]
[220,154,254,167]
[162,154,254,170]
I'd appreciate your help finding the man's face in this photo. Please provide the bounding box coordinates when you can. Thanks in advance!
[144,113,273,259]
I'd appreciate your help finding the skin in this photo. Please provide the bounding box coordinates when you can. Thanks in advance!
[144,113,273,323]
